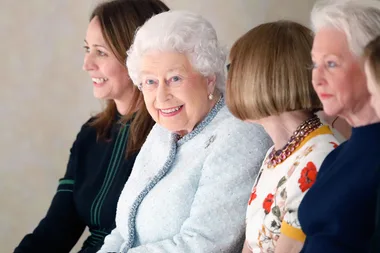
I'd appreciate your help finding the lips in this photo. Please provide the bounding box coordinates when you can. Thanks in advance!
[92,77,108,87]
[159,105,184,117]
[319,93,333,99]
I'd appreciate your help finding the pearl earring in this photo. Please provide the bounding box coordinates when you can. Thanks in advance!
[208,93,214,100]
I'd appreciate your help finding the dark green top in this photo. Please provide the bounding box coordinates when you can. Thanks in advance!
[15,115,137,253]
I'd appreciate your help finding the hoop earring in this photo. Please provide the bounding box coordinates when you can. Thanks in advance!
[208,93,214,100]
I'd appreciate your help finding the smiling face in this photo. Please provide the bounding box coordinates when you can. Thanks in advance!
[82,16,133,101]
[139,51,216,135]
[311,27,368,117]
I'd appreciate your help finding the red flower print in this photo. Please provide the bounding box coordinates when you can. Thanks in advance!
[329,141,338,148]
[298,162,318,192]
[262,193,274,214]
[248,188,257,205]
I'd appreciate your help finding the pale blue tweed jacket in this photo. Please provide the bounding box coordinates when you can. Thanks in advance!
[98,98,272,253]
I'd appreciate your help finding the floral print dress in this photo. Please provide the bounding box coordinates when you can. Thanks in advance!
[245,125,338,253]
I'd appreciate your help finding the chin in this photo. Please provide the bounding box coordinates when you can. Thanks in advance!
[93,91,111,100]
[322,106,341,117]
[157,122,184,133]
[320,102,337,116]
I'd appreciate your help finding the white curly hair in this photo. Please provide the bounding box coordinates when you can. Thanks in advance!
[126,10,227,93]
[311,0,380,57]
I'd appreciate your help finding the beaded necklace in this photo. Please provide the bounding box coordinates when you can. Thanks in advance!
[266,115,322,168]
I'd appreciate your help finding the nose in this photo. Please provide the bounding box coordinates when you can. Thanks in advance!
[156,80,171,103]
[312,65,325,87]
[82,53,97,72]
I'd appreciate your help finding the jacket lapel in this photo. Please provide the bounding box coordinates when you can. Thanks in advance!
[116,124,177,248]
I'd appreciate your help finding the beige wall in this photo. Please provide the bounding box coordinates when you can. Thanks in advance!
[1,0,316,252]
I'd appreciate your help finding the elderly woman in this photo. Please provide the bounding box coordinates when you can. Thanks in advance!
[226,21,338,253]
[298,0,380,252]
[98,10,272,253]
[364,36,380,253]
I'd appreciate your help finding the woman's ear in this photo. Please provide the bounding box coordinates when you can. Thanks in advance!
[207,74,217,94]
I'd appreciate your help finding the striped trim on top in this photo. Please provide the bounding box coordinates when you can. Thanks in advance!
[90,124,130,227]
[57,178,74,193]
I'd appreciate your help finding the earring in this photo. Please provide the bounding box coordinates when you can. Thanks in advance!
[208,93,214,100]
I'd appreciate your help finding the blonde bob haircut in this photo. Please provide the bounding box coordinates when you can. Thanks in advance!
[226,20,322,121]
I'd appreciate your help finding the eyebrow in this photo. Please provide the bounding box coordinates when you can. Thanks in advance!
[140,65,187,76]
[312,53,344,61]
[166,65,187,73]
[83,40,108,49]
[140,70,156,76]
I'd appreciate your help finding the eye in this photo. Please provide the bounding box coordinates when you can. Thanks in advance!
[327,60,337,68]
[83,46,90,53]
[97,50,107,57]
[169,76,182,83]
[310,61,317,69]
[142,78,158,90]
[144,79,156,85]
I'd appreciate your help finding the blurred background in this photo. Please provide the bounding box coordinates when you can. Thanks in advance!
[1,0,317,252]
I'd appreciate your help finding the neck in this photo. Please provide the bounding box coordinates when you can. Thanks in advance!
[342,102,380,127]
[113,90,142,115]
[260,110,314,150]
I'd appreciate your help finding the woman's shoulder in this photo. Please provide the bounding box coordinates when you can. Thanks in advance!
[213,106,261,131]
[303,125,340,151]
[213,106,271,141]
[199,106,273,159]
[76,116,97,137]
[69,116,100,148]
[289,126,339,168]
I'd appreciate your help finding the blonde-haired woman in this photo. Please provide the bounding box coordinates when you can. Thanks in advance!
[226,20,338,253]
